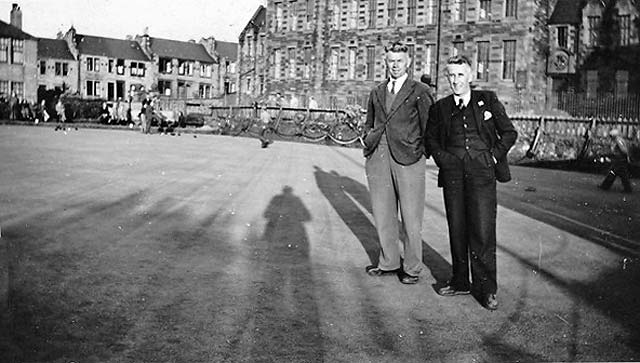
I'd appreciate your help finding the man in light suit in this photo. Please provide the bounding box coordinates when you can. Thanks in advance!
[363,41,433,284]
[426,55,517,310]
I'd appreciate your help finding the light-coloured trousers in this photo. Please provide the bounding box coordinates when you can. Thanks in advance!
[365,140,426,276]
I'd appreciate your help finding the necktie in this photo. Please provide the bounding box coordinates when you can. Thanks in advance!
[390,80,396,95]
[457,98,465,110]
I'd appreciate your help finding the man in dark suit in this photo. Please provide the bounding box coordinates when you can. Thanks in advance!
[426,55,517,310]
[362,41,433,284]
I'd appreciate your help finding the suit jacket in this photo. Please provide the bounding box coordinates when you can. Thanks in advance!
[426,90,518,186]
[363,78,433,165]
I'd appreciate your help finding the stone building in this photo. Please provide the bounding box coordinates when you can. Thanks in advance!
[238,5,267,104]
[240,0,555,113]
[0,4,37,102]
[547,0,640,98]
[37,38,79,96]
[213,40,239,105]
[61,27,153,102]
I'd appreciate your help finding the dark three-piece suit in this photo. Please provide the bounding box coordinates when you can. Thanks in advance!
[426,90,517,295]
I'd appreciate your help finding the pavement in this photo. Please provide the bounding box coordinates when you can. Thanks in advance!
[0,125,639,362]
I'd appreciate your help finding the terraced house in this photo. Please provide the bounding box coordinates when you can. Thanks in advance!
[37,38,79,96]
[62,26,153,102]
[0,4,37,102]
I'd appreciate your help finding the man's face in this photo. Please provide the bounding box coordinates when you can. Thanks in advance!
[385,51,411,79]
[446,63,472,96]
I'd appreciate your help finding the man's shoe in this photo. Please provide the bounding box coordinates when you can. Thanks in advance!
[436,284,471,296]
[400,273,419,284]
[483,293,498,310]
[366,266,398,277]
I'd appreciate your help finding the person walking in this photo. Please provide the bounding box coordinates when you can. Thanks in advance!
[362,41,433,284]
[599,128,633,193]
[426,55,517,310]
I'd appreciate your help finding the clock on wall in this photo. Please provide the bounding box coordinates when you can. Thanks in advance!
[548,49,573,74]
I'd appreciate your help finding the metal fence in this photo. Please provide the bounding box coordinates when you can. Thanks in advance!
[550,92,640,119]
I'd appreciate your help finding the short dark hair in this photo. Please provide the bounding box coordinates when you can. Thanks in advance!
[420,74,432,85]
[447,55,472,66]
[385,41,409,53]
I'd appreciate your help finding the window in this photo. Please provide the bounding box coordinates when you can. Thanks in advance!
[11,40,23,64]
[425,0,437,24]
[87,57,99,72]
[502,40,516,80]
[348,47,356,79]
[108,59,114,73]
[274,2,283,31]
[329,47,339,80]
[557,26,567,48]
[368,0,376,28]
[451,0,466,22]
[587,16,600,47]
[479,0,491,20]
[423,44,435,78]
[0,80,9,98]
[366,45,376,80]
[388,0,397,26]
[453,41,465,56]
[86,80,101,97]
[63,63,68,76]
[616,70,628,97]
[273,49,282,80]
[288,48,296,78]
[505,0,517,18]
[476,41,490,81]
[55,62,62,76]
[618,15,630,46]
[130,62,146,77]
[303,47,312,79]
[159,58,172,74]
[0,38,9,63]
[116,59,125,75]
[40,60,46,75]
[408,44,415,77]
[158,80,172,96]
[407,0,417,25]
[306,0,314,27]
[178,60,186,75]
[11,82,23,98]
[201,63,212,78]
[586,70,598,97]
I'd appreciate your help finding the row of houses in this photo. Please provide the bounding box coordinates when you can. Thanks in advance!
[236,0,640,115]
[0,4,238,106]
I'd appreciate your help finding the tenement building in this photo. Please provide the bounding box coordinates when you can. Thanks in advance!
[239,0,553,113]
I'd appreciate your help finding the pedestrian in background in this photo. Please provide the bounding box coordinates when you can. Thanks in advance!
[362,40,433,284]
[259,103,273,148]
[599,128,633,193]
[55,98,66,123]
[426,55,517,310]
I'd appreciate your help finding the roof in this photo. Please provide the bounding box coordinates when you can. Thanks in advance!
[149,37,216,63]
[75,33,149,61]
[549,0,585,25]
[239,6,266,40]
[0,19,34,40]
[216,40,238,62]
[38,38,75,60]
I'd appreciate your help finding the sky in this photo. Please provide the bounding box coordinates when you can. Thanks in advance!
[0,0,266,42]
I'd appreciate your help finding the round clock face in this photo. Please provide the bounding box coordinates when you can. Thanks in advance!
[554,53,568,71]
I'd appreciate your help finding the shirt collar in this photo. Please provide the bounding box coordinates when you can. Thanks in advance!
[454,92,471,107]
[388,73,408,93]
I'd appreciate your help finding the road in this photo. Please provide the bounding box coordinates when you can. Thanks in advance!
[0,125,638,362]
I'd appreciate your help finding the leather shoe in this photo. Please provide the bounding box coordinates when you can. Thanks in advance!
[436,284,471,296]
[366,266,398,277]
[399,273,419,284]
[483,293,498,310]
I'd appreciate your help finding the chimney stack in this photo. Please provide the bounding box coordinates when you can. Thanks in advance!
[10,3,22,29]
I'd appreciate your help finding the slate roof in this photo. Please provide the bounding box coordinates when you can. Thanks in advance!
[149,37,216,63]
[0,19,35,40]
[75,33,149,61]
[38,38,75,60]
[216,40,238,62]
[239,6,266,40]
[549,0,584,25]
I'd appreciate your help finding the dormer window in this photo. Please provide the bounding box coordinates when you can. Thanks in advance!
[557,26,567,48]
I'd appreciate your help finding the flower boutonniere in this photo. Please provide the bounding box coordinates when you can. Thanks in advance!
[478,100,485,107]
[483,110,493,121]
